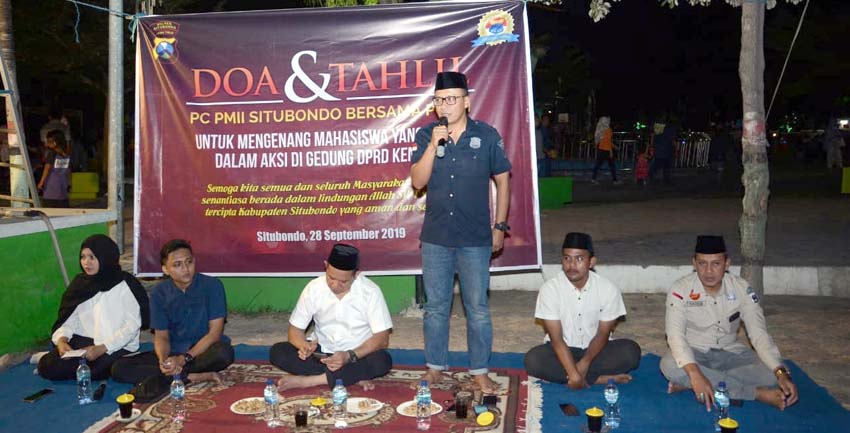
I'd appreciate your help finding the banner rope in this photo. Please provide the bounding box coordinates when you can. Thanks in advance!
[64,0,148,42]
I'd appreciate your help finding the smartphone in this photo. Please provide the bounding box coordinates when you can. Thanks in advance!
[93,383,107,401]
[482,395,499,406]
[311,352,330,359]
[23,388,54,403]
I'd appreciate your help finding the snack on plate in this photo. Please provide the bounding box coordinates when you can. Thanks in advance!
[233,398,264,414]
[402,402,439,417]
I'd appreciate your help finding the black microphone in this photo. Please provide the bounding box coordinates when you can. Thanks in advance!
[436,116,448,158]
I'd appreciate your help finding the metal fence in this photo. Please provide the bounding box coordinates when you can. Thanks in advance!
[551,127,711,169]
[673,132,711,168]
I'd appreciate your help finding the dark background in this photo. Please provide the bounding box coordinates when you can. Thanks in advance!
[8,0,849,145]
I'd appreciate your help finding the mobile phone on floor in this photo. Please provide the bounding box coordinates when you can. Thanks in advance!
[23,388,54,403]
[93,383,107,401]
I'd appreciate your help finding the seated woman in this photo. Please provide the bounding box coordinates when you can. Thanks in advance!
[38,234,150,381]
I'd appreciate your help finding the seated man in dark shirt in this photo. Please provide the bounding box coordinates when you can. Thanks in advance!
[111,239,234,399]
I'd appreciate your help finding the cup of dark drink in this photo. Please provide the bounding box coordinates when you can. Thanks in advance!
[116,393,135,419]
[295,404,309,427]
[455,391,472,419]
[718,417,739,433]
[585,407,604,432]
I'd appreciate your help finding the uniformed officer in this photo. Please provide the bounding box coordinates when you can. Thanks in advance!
[410,71,511,394]
[661,235,799,410]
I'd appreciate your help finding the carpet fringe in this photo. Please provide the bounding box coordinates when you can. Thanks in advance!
[524,376,543,433]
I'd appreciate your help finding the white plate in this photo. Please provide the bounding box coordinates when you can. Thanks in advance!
[396,400,443,418]
[347,397,383,414]
[230,397,266,415]
[115,408,142,423]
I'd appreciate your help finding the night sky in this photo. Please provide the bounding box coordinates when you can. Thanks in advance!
[528,0,850,128]
[10,0,850,133]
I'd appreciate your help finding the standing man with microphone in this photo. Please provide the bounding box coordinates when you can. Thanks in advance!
[410,71,512,394]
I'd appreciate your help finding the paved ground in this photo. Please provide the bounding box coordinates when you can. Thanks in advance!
[545,163,850,266]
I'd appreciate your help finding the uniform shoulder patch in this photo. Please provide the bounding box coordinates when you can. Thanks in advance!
[746,286,759,303]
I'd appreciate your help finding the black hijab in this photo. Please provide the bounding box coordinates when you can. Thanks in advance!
[51,234,151,333]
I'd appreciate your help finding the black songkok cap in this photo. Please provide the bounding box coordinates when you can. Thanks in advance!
[562,232,594,255]
[695,235,726,254]
[327,243,359,271]
[435,71,468,91]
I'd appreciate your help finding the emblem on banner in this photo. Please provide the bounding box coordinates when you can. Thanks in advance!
[472,10,520,47]
[151,21,180,63]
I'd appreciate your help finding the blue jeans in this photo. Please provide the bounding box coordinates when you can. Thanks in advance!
[421,242,493,375]
[537,158,550,177]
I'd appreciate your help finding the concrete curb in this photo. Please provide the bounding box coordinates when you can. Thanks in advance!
[491,265,850,297]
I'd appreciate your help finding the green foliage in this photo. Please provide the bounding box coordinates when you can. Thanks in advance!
[533,44,597,113]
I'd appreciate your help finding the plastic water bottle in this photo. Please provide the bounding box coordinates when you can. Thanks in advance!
[714,381,730,432]
[170,374,186,424]
[603,378,621,429]
[263,379,282,428]
[332,379,348,428]
[76,358,93,405]
[416,380,432,430]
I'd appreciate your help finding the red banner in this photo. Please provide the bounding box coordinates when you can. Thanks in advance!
[134,0,540,275]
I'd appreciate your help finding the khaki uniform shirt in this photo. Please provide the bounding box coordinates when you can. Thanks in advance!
[665,272,782,371]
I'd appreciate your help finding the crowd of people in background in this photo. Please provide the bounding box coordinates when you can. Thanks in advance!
[533,111,850,185]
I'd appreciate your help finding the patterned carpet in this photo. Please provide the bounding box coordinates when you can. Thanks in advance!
[84,362,540,433]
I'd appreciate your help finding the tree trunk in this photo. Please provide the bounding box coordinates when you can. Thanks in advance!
[738,2,769,297]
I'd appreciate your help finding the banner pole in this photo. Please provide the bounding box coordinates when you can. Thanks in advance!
[107,0,124,251]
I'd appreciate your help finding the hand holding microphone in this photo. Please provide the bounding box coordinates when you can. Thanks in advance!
[435,116,448,158]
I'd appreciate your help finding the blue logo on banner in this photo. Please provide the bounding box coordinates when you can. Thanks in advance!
[472,10,520,47]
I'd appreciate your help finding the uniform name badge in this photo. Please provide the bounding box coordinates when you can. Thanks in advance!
[685,300,705,307]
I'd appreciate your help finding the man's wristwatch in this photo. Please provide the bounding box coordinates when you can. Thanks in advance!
[347,350,358,364]
[774,366,791,379]
[494,221,510,232]
[183,353,194,365]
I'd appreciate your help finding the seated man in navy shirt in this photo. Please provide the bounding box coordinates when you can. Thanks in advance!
[111,239,234,399]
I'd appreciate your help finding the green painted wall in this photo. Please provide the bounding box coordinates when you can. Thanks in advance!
[222,275,415,314]
[0,224,108,355]
[0,223,416,355]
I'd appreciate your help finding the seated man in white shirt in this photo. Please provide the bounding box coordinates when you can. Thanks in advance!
[270,243,393,391]
[524,232,641,389]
